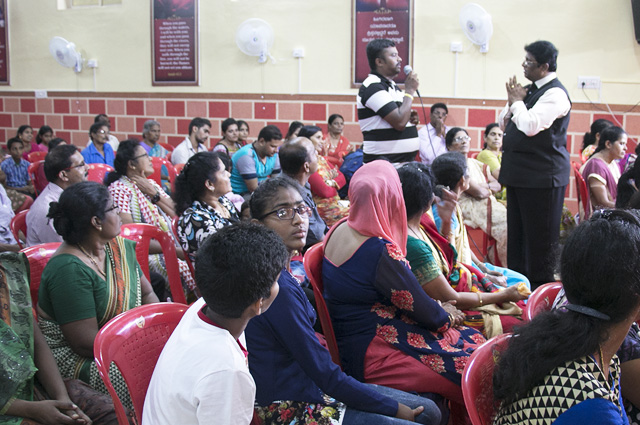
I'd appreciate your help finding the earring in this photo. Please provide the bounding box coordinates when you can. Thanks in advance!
[98,226,102,231]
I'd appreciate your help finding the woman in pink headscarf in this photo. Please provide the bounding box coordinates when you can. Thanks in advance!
[322,160,484,421]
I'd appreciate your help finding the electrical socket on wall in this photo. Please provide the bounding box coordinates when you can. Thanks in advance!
[577,76,601,90]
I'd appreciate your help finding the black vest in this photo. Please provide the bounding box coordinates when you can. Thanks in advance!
[499,78,571,188]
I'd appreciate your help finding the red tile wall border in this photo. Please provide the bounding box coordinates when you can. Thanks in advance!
[2,91,640,215]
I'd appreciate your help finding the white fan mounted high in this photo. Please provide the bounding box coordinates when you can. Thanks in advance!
[459,3,493,53]
[235,18,275,64]
[49,36,83,72]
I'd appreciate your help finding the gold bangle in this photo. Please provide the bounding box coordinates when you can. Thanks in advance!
[476,292,483,307]
[404,93,414,100]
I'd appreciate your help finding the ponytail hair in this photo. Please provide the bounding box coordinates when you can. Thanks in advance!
[173,152,224,216]
[494,209,640,405]
[582,118,613,152]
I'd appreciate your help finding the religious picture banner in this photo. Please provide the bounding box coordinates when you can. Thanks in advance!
[0,0,8,85]
[352,0,413,87]
[152,0,199,85]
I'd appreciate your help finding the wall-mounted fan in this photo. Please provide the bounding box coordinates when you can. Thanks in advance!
[49,37,83,72]
[235,18,275,64]
[459,3,493,53]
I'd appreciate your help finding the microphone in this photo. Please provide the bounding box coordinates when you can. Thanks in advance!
[402,64,420,97]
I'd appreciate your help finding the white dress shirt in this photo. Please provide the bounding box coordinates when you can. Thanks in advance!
[498,72,571,137]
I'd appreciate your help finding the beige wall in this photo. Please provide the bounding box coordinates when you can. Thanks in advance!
[5,0,640,104]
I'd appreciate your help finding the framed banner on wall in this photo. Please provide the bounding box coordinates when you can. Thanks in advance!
[352,0,413,87]
[0,0,9,85]
[152,0,199,86]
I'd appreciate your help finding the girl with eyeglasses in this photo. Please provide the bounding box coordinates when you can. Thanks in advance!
[245,175,442,425]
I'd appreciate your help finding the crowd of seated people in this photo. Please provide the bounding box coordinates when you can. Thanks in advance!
[5,109,640,425]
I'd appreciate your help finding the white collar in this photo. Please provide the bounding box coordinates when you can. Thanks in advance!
[533,72,557,89]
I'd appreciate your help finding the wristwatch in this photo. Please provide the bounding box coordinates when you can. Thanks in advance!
[151,191,161,204]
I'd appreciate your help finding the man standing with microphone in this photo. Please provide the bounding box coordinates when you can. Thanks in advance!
[357,38,420,165]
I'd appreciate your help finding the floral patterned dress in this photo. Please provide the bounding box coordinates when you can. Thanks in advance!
[177,198,239,263]
[322,237,484,386]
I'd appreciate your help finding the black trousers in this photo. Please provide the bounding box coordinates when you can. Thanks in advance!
[505,185,566,290]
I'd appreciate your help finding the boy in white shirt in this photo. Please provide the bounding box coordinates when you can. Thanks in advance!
[142,223,288,425]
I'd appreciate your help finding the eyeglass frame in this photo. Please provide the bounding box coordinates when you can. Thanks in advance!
[454,135,471,143]
[132,152,149,161]
[258,204,312,221]
[63,161,87,172]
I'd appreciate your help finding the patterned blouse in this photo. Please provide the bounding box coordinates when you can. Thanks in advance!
[494,355,626,425]
[177,198,239,262]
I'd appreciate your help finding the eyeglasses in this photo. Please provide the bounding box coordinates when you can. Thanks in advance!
[454,135,471,143]
[105,204,120,214]
[259,205,312,221]
[96,130,107,135]
[63,161,87,172]
[132,153,149,161]
[523,58,539,66]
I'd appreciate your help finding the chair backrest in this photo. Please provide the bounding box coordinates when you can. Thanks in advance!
[93,302,188,425]
[120,223,187,304]
[27,151,48,163]
[28,160,47,195]
[174,163,185,176]
[10,209,28,249]
[87,163,115,185]
[465,225,501,267]
[21,242,61,307]
[462,333,512,425]
[523,281,563,322]
[158,142,174,152]
[303,243,342,369]
[148,157,177,193]
[571,161,590,222]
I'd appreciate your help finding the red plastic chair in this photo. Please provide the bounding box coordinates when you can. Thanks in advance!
[174,163,185,176]
[171,216,195,278]
[14,195,33,213]
[120,223,187,304]
[27,151,48,162]
[87,163,115,185]
[523,281,563,322]
[21,243,61,307]
[303,243,342,369]
[93,302,188,425]
[462,333,512,425]
[28,160,47,195]
[466,225,501,267]
[158,142,174,152]
[572,161,590,222]
[148,157,177,193]
[10,209,28,249]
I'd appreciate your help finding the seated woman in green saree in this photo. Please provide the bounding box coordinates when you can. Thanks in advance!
[37,182,158,410]
[0,250,128,425]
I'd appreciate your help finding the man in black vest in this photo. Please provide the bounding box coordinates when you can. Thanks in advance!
[498,40,571,290]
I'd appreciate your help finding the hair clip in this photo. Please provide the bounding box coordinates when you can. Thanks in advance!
[564,303,610,321]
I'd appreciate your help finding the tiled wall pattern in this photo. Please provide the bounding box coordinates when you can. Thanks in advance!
[2,91,640,214]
